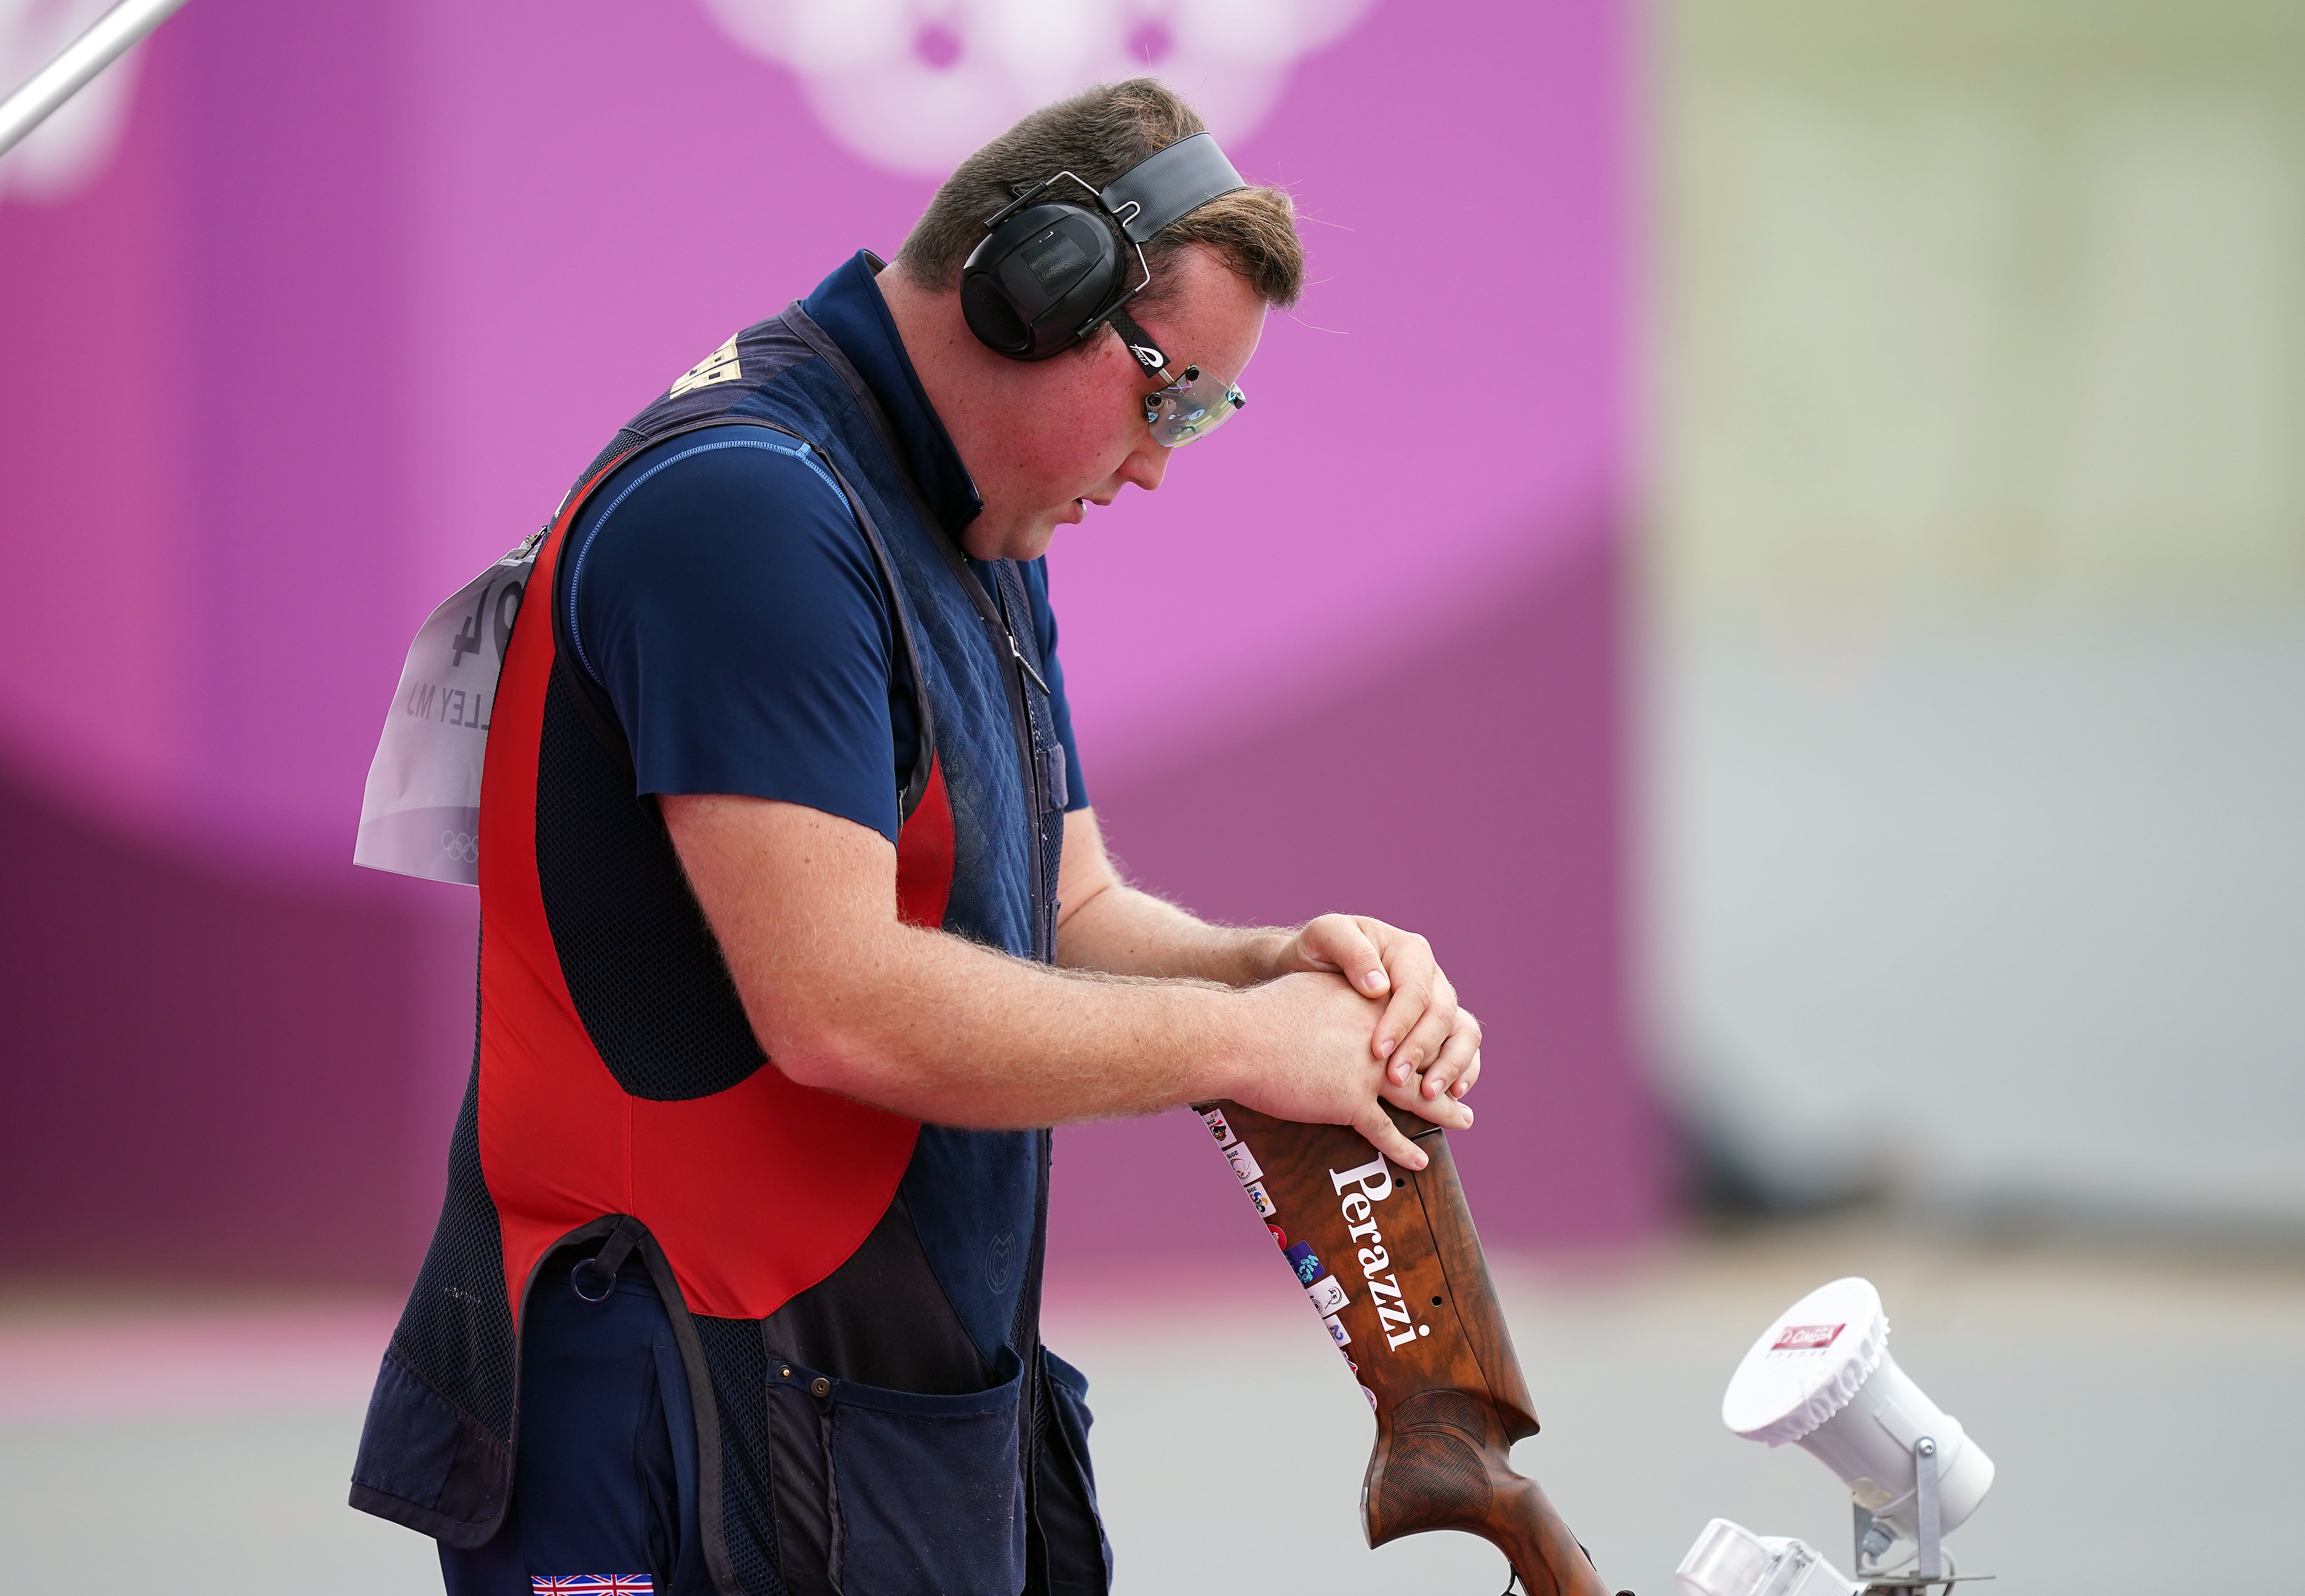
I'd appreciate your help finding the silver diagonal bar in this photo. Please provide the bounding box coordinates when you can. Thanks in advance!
[0,0,190,161]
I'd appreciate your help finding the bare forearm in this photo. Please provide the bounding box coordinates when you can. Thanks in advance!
[1057,877,1291,987]
[745,915,1256,1128]
[668,794,1275,1128]
[664,793,1462,1165]
[1053,809,1292,985]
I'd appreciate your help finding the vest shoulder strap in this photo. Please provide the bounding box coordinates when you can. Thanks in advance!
[549,414,940,823]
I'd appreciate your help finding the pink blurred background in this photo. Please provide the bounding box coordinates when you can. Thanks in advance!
[0,0,1668,1287]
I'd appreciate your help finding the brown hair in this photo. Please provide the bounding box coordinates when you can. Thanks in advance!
[897,79,1303,315]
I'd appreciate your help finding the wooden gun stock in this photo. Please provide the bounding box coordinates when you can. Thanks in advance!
[1199,1100,1623,1596]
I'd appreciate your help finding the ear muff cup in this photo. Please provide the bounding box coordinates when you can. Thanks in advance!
[960,273,1030,355]
[961,203,1127,361]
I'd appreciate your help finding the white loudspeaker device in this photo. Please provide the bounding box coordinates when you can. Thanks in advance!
[1676,1519,1856,1596]
[1720,1277,1994,1546]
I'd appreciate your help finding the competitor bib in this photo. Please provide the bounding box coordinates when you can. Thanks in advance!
[353,531,541,885]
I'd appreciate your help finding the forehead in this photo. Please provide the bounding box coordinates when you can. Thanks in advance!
[1140,245,1266,379]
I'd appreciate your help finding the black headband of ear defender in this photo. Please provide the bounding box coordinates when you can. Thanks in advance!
[959,131,1247,367]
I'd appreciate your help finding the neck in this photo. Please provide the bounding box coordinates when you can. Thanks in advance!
[875,262,1005,557]
[877,263,983,468]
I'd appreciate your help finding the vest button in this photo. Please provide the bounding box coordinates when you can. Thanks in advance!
[810,1376,831,1400]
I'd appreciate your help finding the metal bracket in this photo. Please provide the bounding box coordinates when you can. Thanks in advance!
[1914,1436,1943,1582]
[1851,1435,1988,1596]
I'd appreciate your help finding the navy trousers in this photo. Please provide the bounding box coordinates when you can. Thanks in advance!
[439,1249,709,1596]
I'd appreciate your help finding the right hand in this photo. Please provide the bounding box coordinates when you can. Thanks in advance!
[1220,972,1474,1169]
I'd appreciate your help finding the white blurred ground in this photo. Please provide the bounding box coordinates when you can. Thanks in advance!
[4,1224,2300,1594]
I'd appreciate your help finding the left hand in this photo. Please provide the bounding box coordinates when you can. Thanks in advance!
[1273,914,1483,1104]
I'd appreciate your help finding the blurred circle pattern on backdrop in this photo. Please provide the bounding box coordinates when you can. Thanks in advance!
[696,0,1375,174]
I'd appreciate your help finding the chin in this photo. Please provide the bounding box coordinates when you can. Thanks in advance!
[962,517,1060,564]
[1011,502,1079,557]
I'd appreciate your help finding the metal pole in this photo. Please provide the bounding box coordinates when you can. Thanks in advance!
[0,0,191,162]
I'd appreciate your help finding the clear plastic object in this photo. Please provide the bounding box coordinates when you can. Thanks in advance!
[1676,1519,1858,1596]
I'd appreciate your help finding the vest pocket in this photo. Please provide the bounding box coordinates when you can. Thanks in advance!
[1035,1349,1115,1595]
[773,1352,1026,1596]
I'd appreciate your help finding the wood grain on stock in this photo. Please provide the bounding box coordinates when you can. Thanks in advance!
[1204,1100,1613,1596]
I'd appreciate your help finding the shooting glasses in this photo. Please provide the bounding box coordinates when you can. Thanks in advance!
[1109,304,1246,448]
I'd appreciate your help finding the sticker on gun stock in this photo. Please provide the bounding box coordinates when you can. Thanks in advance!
[1306,1275,1350,1316]
[1324,1314,1350,1347]
[1225,1142,1263,1185]
[1284,1241,1325,1286]
[1245,1182,1278,1219]
[1201,1108,1237,1148]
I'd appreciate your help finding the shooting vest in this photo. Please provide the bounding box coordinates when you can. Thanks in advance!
[350,253,1106,1596]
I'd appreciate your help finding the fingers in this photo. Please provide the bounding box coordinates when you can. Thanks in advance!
[1375,939,1445,1078]
[1451,1049,1481,1098]
[1352,1099,1429,1170]
[1420,1006,1483,1101]
[1384,1063,1473,1131]
[1297,913,1390,997]
[1387,973,1456,1084]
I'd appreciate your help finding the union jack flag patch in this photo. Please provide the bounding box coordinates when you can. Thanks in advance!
[532,1579,653,1594]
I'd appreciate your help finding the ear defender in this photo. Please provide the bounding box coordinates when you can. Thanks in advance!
[960,131,1247,362]
[961,202,1129,360]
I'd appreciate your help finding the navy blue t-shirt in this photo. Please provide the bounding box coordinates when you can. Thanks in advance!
[559,372,1087,844]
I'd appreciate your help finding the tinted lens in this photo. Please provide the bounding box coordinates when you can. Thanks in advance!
[1144,365,1245,447]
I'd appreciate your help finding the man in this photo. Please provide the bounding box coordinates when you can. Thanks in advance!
[353,79,1482,1596]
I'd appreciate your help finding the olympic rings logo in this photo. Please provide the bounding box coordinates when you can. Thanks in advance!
[695,0,1372,176]
[440,831,480,864]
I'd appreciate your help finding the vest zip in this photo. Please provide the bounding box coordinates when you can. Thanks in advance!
[1004,621,1051,697]
[945,549,1052,959]
[989,562,1062,963]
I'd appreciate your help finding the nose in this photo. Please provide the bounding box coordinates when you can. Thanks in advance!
[1118,434,1169,495]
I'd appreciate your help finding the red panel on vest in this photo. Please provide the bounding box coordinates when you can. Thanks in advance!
[476,505,922,1326]
[896,755,955,929]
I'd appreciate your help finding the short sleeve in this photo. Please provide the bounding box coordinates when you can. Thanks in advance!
[1019,557,1090,813]
[561,427,907,843]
